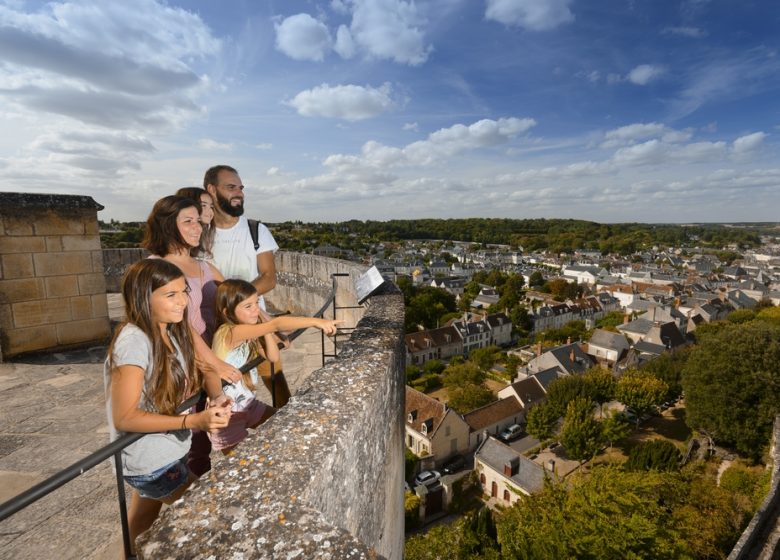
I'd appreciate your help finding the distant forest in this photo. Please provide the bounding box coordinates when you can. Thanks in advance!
[100,218,774,254]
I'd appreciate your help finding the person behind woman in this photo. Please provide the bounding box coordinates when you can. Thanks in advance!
[176,187,215,261]
[142,195,221,345]
[209,279,341,454]
[178,186,293,408]
[105,259,231,554]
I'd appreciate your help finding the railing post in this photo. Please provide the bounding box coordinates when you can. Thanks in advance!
[113,452,135,560]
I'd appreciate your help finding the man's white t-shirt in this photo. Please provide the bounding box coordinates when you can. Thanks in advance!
[210,216,278,310]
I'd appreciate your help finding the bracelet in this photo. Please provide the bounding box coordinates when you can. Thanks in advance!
[181,414,188,430]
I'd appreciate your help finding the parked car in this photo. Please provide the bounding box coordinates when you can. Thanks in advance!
[499,424,524,442]
[413,470,441,488]
[441,455,466,475]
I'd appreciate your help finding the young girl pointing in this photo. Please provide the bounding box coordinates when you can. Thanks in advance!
[209,279,342,453]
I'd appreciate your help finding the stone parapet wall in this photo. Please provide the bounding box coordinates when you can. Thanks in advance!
[0,193,110,359]
[139,253,405,560]
[102,248,147,292]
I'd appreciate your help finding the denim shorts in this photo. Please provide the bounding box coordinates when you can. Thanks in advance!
[124,458,191,500]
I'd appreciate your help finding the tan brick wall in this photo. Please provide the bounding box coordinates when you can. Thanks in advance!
[0,198,110,358]
[0,278,46,303]
[1,254,34,279]
[45,275,79,298]
[33,251,93,277]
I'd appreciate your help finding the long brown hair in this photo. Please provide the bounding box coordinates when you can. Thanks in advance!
[214,279,266,391]
[107,259,199,415]
[175,187,215,258]
[141,195,200,257]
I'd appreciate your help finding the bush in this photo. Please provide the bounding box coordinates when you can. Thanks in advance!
[624,440,681,472]
[405,491,421,530]
[406,365,422,384]
[410,373,442,393]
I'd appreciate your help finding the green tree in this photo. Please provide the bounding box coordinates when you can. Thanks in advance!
[625,440,682,472]
[497,467,688,559]
[616,369,668,426]
[595,310,627,331]
[442,361,485,387]
[641,350,688,401]
[529,270,545,288]
[583,366,616,409]
[682,320,780,458]
[559,397,603,464]
[448,383,496,414]
[422,359,445,375]
[469,345,500,372]
[526,402,559,442]
[601,410,631,456]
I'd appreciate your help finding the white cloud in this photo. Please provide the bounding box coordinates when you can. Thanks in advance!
[601,123,692,148]
[403,122,418,131]
[334,24,356,59]
[662,26,706,38]
[612,138,726,166]
[627,64,665,85]
[286,82,396,121]
[0,1,219,190]
[485,0,574,31]
[274,13,332,62]
[256,143,273,150]
[267,166,282,176]
[732,132,766,154]
[197,139,232,150]
[347,0,432,65]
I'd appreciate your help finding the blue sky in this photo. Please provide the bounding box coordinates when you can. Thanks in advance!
[0,0,778,223]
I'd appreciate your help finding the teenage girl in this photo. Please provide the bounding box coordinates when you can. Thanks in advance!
[176,187,216,261]
[104,259,231,553]
[209,279,342,453]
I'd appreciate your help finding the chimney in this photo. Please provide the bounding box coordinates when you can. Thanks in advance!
[569,348,575,363]
[546,459,556,472]
[536,342,542,356]
[566,336,572,345]
[623,313,630,324]
[504,463,512,477]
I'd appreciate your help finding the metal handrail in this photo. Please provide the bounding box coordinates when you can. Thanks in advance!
[0,278,345,559]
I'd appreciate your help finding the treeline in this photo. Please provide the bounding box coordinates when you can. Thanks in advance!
[272,218,763,253]
[99,217,768,253]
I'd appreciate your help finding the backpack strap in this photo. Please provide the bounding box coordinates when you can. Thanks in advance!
[247,218,260,251]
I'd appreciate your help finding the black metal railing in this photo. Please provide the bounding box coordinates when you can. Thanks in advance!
[0,273,357,559]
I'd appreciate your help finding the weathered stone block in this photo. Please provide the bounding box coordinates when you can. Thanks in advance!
[12,298,71,327]
[70,295,93,320]
[32,213,85,235]
[56,318,110,345]
[0,278,46,303]
[0,303,12,330]
[33,252,92,277]
[83,217,99,235]
[62,235,101,252]
[91,294,108,318]
[91,250,104,273]
[4,324,58,355]
[1,215,34,235]
[0,236,47,254]
[78,272,107,295]
[45,275,80,299]
[45,236,63,252]
[1,254,34,279]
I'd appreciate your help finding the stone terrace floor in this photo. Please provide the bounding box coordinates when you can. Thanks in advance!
[0,294,327,559]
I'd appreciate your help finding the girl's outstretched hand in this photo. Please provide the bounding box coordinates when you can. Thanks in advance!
[196,400,232,432]
[316,319,344,336]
